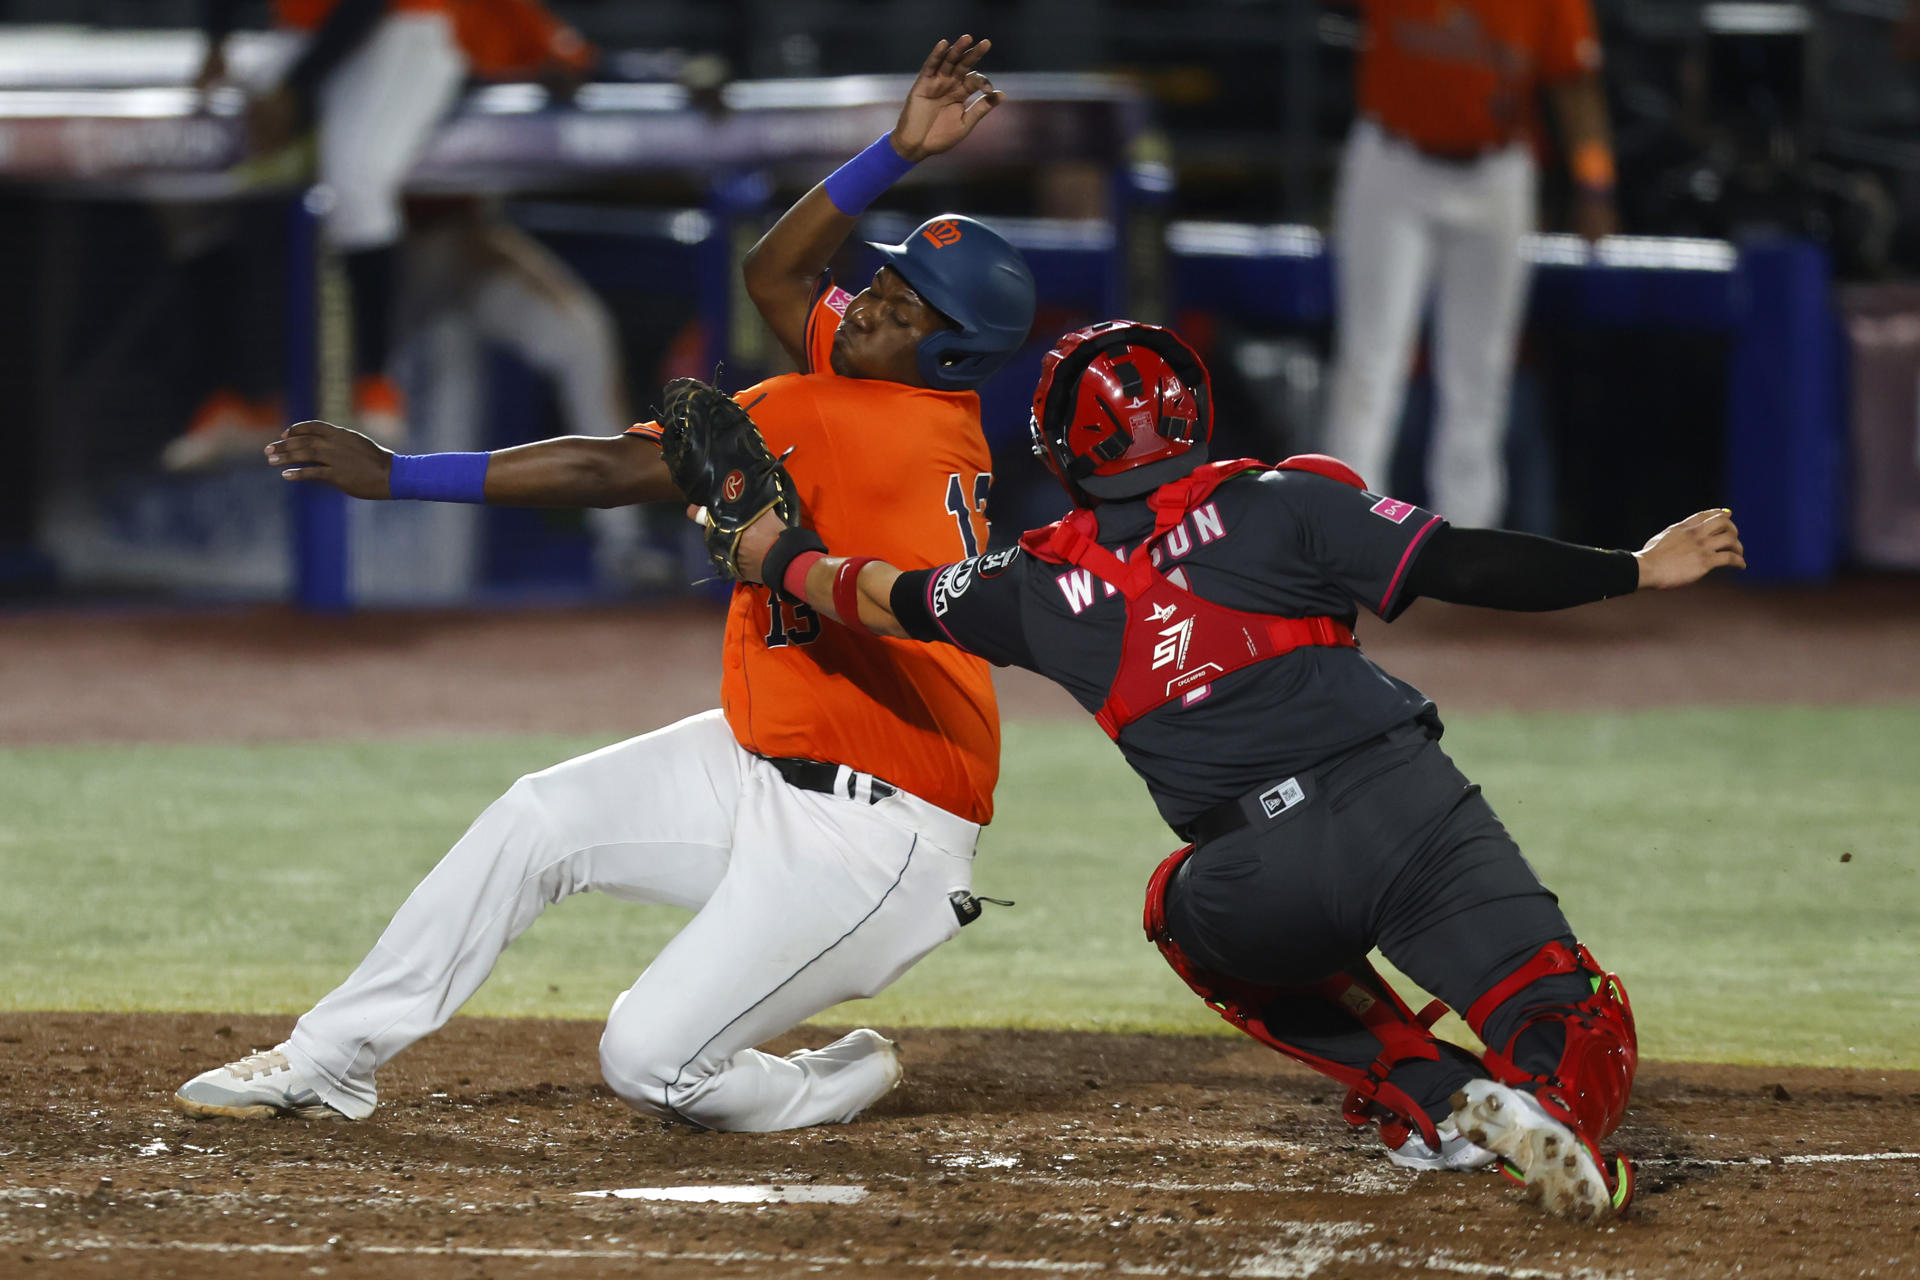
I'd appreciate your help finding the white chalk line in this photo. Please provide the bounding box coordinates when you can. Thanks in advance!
[8,1230,1658,1280]
[8,1147,1917,1211]
[12,1152,1914,1278]
[1641,1149,1920,1169]
[0,1236,1199,1275]
[573,1184,867,1204]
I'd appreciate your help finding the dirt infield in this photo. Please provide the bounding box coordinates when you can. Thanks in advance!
[3,1013,1916,1279]
[4,584,1918,1275]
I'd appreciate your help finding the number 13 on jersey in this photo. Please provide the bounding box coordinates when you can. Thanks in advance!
[946,472,992,558]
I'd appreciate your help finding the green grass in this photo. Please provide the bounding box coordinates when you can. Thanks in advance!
[2,706,1915,1067]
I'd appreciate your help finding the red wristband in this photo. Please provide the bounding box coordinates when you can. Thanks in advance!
[832,557,880,634]
[782,550,824,602]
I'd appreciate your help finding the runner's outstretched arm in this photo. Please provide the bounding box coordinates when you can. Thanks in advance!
[266,420,682,508]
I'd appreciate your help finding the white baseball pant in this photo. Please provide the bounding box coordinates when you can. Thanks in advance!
[1324,119,1537,528]
[281,710,978,1131]
[315,11,466,250]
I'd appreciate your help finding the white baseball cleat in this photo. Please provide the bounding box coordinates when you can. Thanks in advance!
[174,1046,348,1120]
[1386,1119,1500,1172]
[1450,1079,1627,1223]
[808,1027,902,1086]
[786,1028,903,1122]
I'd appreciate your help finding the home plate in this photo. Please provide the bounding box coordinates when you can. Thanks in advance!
[573,1184,868,1205]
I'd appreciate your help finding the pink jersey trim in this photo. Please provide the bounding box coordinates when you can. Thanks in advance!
[1380,514,1443,614]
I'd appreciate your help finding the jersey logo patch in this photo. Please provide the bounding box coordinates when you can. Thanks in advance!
[976,546,1020,578]
[1258,777,1306,819]
[1151,616,1194,672]
[822,286,854,316]
[1147,602,1177,623]
[921,219,964,248]
[930,560,974,616]
[1370,496,1416,524]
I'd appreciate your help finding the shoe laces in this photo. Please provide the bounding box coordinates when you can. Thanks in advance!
[227,1048,291,1081]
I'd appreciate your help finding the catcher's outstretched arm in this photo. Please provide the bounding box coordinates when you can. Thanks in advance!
[1402,510,1743,610]
[800,554,909,637]
[266,421,683,508]
[733,512,911,637]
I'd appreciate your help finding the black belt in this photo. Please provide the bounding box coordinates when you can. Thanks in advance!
[1179,723,1422,846]
[1183,789,1268,846]
[765,756,897,805]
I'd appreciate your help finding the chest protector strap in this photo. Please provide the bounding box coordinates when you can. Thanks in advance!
[1019,456,1364,739]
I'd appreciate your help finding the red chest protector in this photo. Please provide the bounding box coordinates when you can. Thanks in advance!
[1019,454,1365,740]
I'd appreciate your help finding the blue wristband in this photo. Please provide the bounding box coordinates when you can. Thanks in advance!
[822,133,917,216]
[388,452,490,503]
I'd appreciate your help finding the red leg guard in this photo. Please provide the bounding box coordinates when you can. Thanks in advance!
[1464,941,1637,1141]
[1144,846,1452,1149]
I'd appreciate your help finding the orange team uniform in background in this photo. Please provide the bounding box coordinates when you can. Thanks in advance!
[276,0,591,78]
[627,285,1002,825]
[1354,0,1601,155]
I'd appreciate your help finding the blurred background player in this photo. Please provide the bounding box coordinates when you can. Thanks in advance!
[166,0,591,470]
[1322,0,1618,529]
[166,0,657,576]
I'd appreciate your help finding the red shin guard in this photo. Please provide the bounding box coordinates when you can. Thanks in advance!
[1464,941,1637,1141]
[1143,846,1451,1149]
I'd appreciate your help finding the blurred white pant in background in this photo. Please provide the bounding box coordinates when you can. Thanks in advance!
[1324,120,1536,528]
[316,11,466,250]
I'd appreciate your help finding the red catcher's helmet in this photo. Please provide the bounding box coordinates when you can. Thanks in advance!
[1029,321,1212,502]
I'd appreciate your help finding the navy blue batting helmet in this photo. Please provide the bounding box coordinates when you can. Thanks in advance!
[869,215,1037,391]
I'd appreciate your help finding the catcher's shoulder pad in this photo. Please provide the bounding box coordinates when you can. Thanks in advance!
[1275,453,1366,491]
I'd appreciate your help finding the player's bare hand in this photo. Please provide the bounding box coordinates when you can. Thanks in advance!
[265,421,394,499]
[1633,509,1745,589]
[892,35,1004,162]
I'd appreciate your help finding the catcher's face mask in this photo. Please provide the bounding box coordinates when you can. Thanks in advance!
[1030,320,1213,503]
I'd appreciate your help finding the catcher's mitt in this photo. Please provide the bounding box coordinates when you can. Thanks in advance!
[658,376,802,582]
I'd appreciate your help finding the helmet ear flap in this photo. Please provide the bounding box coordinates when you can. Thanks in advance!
[1158,413,1197,444]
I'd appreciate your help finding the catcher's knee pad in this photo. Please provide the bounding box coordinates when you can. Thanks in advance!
[1465,941,1637,1140]
[1143,846,1451,1149]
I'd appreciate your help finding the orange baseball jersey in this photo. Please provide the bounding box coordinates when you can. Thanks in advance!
[276,0,583,77]
[1354,0,1601,154]
[450,0,593,78]
[629,283,1001,823]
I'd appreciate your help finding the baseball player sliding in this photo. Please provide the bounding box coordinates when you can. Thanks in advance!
[176,36,1037,1132]
[680,320,1742,1221]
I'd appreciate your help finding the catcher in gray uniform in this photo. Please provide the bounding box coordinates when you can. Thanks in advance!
[660,321,1745,1223]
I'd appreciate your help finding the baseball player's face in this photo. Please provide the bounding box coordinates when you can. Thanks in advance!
[830,267,950,386]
